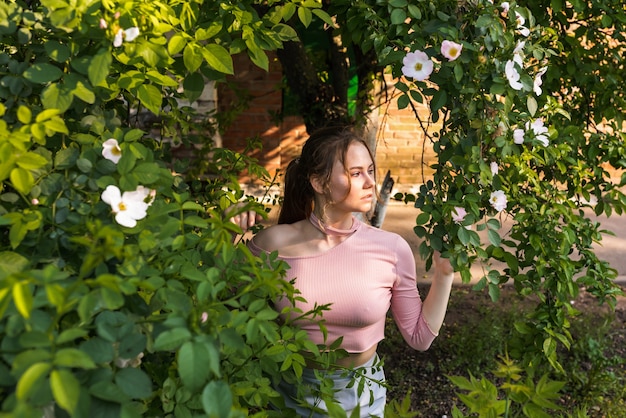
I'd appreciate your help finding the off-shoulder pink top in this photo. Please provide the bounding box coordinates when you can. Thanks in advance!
[247,215,437,353]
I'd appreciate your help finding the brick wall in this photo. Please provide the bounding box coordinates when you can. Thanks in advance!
[375,76,442,190]
[218,53,439,193]
[217,53,284,178]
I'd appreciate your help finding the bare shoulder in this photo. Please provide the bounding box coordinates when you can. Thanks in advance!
[252,221,308,252]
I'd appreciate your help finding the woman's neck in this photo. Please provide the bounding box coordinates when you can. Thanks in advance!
[309,212,357,237]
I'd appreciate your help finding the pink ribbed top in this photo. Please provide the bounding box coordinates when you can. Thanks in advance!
[247,215,437,353]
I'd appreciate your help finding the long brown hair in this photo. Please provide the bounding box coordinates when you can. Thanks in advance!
[277,126,377,224]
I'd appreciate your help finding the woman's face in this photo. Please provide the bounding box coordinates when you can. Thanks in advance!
[324,142,375,214]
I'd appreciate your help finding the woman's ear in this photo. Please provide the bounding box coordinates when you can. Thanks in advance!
[309,175,324,194]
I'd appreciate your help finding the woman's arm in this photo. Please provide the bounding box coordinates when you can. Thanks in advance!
[420,252,455,335]
[390,240,449,351]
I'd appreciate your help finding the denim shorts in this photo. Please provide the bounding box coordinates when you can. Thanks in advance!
[273,353,387,417]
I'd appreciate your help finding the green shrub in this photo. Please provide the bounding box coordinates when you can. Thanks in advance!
[0,1,334,416]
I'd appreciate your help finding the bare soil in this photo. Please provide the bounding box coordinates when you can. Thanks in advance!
[378,284,626,417]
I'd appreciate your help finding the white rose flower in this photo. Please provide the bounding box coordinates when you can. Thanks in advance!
[401,50,434,81]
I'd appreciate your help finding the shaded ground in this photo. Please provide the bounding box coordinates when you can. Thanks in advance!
[378,284,626,417]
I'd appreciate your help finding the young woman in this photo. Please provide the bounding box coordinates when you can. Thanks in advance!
[232,126,455,417]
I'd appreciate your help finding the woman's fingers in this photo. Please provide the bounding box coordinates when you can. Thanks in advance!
[230,210,262,230]
[433,251,454,275]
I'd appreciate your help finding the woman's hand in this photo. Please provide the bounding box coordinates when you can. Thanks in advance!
[226,202,263,231]
[432,251,454,277]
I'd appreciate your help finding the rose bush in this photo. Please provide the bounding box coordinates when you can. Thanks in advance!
[329,0,624,375]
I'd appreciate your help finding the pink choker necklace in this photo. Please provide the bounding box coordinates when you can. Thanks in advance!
[309,212,358,237]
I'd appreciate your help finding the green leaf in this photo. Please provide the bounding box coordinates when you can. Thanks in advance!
[454,62,463,83]
[57,328,88,344]
[202,44,234,75]
[0,251,29,280]
[146,70,180,87]
[397,94,410,109]
[167,33,186,55]
[527,95,538,116]
[488,283,500,301]
[132,162,161,184]
[16,362,51,400]
[16,152,48,170]
[297,7,313,27]
[118,70,146,90]
[138,42,162,67]
[256,308,279,321]
[154,328,192,351]
[45,40,71,63]
[430,89,447,113]
[23,63,63,83]
[116,152,137,175]
[11,349,52,378]
[476,14,494,28]
[522,404,552,418]
[407,4,422,19]
[50,369,80,414]
[137,84,162,115]
[415,212,430,225]
[247,45,269,71]
[114,368,152,399]
[17,105,32,124]
[178,341,211,391]
[543,337,557,358]
[96,311,134,342]
[202,380,232,418]
[10,167,34,194]
[89,380,129,403]
[80,337,115,364]
[13,280,33,319]
[76,157,93,173]
[183,215,208,228]
[311,9,335,27]
[124,129,146,142]
[183,43,203,73]
[183,72,205,103]
[457,226,470,245]
[35,109,61,122]
[181,201,204,211]
[281,3,297,21]
[9,219,28,249]
[486,218,500,230]
[390,9,407,25]
[41,83,74,112]
[487,229,501,246]
[70,78,96,104]
[54,348,97,369]
[118,174,138,192]
[20,331,50,348]
[42,115,69,135]
[118,333,146,359]
[54,147,79,169]
[88,48,112,86]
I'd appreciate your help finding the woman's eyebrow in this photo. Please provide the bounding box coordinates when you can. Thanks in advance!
[348,163,375,170]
